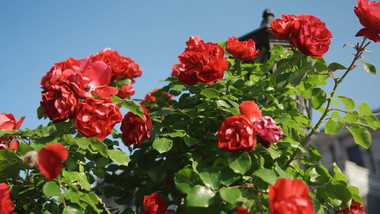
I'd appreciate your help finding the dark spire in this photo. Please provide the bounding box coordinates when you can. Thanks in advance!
[260,8,275,28]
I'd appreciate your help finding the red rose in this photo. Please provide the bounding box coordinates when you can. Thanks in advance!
[253,116,284,148]
[118,84,135,98]
[269,14,297,40]
[0,183,14,214]
[40,84,79,122]
[143,192,167,214]
[354,0,380,43]
[90,48,142,82]
[173,36,228,85]
[75,98,122,140]
[269,178,315,214]
[226,36,260,60]
[289,14,332,58]
[0,113,24,149]
[0,113,25,133]
[120,106,152,148]
[141,89,174,103]
[80,59,118,99]
[40,57,82,91]
[36,144,68,180]
[217,115,256,152]
[233,207,254,214]
[0,139,19,151]
[340,200,366,214]
[269,14,332,58]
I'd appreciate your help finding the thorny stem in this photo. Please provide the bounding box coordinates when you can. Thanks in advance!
[286,37,369,167]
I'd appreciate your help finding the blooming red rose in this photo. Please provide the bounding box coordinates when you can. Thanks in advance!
[75,98,122,140]
[217,115,256,152]
[269,14,297,40]
[120,106,152,148]
[40,84,79,122]
[354,0,380,43]
[253,116,285,148]
[0,112,25,145]
[226,36,260,61]
[79,58,119,99]
[172,36,228,85]
[0,113,25,133]
[233,207,254,214]
[269,178,315,214]
[90,48,142,82]
[40,57,82,91]
[143,192,167,214]
[0,183,14,214]
[118,84,135,98]
[288,14,332,58]
[36,144,68,180]
[340,200,366,214]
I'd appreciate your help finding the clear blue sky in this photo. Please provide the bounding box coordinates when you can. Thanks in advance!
[1,0,379,129]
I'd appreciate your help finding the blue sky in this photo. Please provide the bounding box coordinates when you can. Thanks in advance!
[1,0,379,129]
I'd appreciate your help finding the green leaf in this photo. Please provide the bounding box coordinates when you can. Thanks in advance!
[220,168,240,186]
[227,153,251,175]
[148,166,166,182]
[88,137,108,157]
[308,145,321,162]
[358,102,372,116]
[199,166,221,190]
[311,88,326,109]
[325,119,344,135]
[79,192,101,213]
[200,88,219,98]
[326,183,352,208]
[152,138,173,153]
[43,181,61,196]
[363,62,376,74]
[186,185,215,207]
[328,62,346,71]
[254,168,278,185]
[0,149,17,162]
[183,135,197,147]
[121,100,144,119]
[63,171,91,191]
[174,168,202,194]
[17,143,34,156]
[308,75,328,86]
[108,149,129,166]
[63,206,84,214]
[219,187,241,204]
[348,125,372,149]
[37,106,45,119]
[337,96,355,110]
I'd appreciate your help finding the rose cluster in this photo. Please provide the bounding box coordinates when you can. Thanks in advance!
[39,49,151,143]
[217,101,284,152]
[172,36,261,86]
[269,14,332,58]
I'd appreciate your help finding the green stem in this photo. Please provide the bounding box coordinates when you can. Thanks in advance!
[286,37,369,167]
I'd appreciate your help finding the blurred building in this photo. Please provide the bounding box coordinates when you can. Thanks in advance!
[310,114,380,213]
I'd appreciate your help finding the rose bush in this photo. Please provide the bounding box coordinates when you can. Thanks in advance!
[0,2,379,213]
